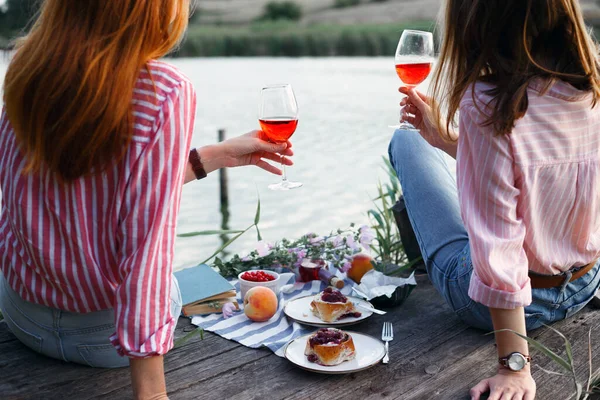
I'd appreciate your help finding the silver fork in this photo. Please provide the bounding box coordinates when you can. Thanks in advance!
[381,321,393,364]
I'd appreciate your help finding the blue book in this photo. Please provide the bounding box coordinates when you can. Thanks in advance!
[174,264,238,316]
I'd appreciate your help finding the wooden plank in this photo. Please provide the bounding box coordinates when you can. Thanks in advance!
[401,307,600,399]
[1,320,241,400]
[0,320,17,343]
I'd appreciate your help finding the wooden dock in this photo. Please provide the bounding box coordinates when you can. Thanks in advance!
[2,275,599,400]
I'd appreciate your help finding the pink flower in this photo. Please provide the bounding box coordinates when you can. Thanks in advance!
[341,261,352,273]
[222,303,237,319]
[256,240,272,257]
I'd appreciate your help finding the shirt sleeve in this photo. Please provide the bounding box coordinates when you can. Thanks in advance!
[110,80,196,358]
[457,104,532,309]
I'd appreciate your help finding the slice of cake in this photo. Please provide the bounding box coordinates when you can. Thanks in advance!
[304,328,356,366]
[310,287,361,322]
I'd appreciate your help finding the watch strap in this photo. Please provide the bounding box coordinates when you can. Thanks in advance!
[189,148,207,180]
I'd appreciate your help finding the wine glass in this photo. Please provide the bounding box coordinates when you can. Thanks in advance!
[258,84,302,191]
[391,30,434,130]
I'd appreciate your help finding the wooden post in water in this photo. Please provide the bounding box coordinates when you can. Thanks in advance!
[218,129,229,218]
[218,129,230,255]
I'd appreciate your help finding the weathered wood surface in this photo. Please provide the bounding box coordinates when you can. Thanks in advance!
[2,275,600,400]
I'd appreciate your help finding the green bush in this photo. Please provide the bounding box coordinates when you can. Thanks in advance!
[177,22,435,58]
[335,0,361,8]
[259,1,303,22]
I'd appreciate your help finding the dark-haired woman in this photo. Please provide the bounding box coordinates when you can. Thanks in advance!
[389,1,600,399]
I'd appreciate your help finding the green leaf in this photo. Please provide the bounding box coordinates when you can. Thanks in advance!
[174,327,204,348]
[492,329,572,372]
[178,229,245,237]
[368,210,385,228]
[545,324,574,367]
[254,195,261,226]
[576,382,583,400]
[255,224,262,241]
[201,227,251,264]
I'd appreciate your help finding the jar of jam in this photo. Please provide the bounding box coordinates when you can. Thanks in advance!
[298,259,325,282]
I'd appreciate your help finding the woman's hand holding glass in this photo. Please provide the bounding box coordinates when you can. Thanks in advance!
[185,132,293,184]
[215,130,294,174]
[399,86,458,159]
[198,131,293,175]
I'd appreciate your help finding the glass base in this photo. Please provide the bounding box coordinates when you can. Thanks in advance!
[268,180,303,191]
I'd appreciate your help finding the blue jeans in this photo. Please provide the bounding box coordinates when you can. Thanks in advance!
[0,273,182,368]
[388,129,600,331]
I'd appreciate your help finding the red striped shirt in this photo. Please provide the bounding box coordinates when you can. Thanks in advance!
[0,60,196,357]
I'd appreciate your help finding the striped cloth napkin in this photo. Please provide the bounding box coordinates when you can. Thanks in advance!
[190,272,358,357]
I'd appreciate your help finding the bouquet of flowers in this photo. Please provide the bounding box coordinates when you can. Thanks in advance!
[213,224,376,278]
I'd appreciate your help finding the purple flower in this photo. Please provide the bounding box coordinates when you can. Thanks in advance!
[359,226,376,251]
[341,261,352,273]
[222,303,237,319]
[346,235,361,252]
[310,236,324,245]
[327,235,343,248]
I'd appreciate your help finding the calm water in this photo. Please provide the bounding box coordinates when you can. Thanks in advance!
[0,57,437,271]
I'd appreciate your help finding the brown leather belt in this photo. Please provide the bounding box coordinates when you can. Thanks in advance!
[529,259,598,289]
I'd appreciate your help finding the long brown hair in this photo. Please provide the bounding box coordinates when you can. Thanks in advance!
[431,0,600,138]
[3,0,190,182]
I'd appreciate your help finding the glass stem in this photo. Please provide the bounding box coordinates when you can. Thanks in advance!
[281,155,288,182]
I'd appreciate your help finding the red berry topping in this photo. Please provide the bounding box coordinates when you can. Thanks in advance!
[321,287,347,303]
[309,328,348,347]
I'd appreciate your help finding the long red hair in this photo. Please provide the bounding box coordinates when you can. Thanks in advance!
[3,0,190,181]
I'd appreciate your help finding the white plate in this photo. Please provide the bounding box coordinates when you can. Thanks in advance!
[284,331,386,374]
[283,295,374,327]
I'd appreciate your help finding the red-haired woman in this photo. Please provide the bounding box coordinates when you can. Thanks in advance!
[390,0,600,399]
[0,1,292,399]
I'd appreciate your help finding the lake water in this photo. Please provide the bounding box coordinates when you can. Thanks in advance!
[0,57,437,271]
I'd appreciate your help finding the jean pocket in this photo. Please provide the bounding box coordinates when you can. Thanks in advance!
[561,268,600,319]
[77,344,128,369]
[524,312,544,331]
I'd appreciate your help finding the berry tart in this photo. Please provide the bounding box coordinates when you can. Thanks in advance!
[310,287,361,322]
[304,328,356,366]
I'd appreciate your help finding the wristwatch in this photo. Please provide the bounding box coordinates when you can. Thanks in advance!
[499,352,531,371]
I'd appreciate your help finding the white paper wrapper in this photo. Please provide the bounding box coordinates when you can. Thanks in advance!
[356,269,417,300]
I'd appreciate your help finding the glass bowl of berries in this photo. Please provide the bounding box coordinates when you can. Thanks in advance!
[238,270,280,300]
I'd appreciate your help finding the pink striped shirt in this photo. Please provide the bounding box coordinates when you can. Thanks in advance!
[0,60,196,357]
[457,80,600,309]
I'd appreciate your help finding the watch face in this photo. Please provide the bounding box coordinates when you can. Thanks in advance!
[507,353,526,371]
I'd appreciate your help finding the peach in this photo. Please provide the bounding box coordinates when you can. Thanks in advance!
[243,286,278,322]
[347,254,374,283]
